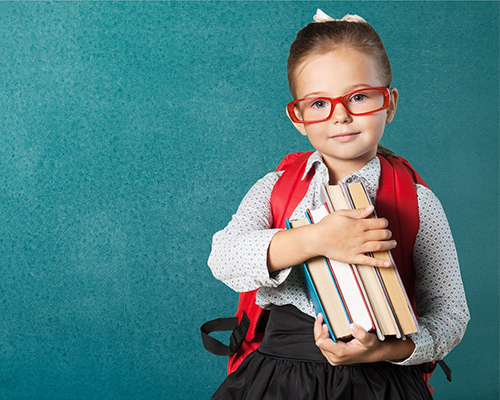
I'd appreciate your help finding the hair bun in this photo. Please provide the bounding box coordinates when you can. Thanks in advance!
[313,9,367,24]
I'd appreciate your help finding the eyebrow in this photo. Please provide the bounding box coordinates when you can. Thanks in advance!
[302,84,374,98]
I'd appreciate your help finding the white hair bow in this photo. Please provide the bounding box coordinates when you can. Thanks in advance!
[313,9,367,23]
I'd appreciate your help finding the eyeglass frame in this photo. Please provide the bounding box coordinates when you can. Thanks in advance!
[287,86,391,124]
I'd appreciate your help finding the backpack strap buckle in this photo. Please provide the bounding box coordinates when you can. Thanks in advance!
[229,312,250,353]
[200,311,251,356]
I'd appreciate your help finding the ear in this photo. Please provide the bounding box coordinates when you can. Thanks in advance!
[386,87,399,124]
[286,106,308,136]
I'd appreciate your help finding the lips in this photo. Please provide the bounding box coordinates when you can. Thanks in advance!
[329,132,360,142]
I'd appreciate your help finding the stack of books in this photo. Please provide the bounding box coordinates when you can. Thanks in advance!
[287,180,419,342]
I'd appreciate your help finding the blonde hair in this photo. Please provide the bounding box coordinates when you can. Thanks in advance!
[287,20,392,98]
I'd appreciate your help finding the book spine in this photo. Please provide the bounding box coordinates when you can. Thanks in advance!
[286,218,338,341]
[373,267,404,339]
[299,263,337,342]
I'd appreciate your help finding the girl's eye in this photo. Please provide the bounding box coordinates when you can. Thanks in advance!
[310,99,329,109]
[350,93,368,103]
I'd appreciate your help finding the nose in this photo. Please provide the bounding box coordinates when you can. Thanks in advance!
[330,102,352,124]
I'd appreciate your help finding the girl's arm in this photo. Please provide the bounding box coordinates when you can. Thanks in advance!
[393,184,470,366]
[209,171,396,292]
[208,172,285,292]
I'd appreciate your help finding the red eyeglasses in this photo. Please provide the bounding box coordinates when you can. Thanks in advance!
[287,87,391,123]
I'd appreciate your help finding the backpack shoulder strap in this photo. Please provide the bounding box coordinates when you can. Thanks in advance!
[378,156,451,391]
[377,155,427,310]
[274,151,309,171]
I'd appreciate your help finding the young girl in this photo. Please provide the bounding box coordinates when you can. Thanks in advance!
[208,9,469,400]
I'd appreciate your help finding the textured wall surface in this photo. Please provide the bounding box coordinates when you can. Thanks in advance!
[0,2,497,399]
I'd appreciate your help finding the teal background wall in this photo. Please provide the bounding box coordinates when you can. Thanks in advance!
[0,2,497,399]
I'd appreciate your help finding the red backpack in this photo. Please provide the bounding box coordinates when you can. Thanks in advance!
[201,152,450,391]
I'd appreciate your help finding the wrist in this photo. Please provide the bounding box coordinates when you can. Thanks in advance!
[267,224,321,272]
[306,222,326,258]
[376,337,415,362]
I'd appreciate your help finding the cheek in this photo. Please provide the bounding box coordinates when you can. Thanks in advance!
[366,116,387,139]
[302,123,327,137]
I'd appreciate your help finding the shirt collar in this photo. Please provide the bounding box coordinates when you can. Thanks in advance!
[301,150,380,194]
[302,150,325,180]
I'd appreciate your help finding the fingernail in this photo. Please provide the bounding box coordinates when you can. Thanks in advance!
[391,240,397,248]
[349,323,359,334]
[384,261,391,267]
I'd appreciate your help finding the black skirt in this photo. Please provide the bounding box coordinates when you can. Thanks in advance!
[211,305,433,400]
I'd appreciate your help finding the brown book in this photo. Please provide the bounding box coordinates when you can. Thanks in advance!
[288,217,352,341]
[326,185,399,337]
[341,181,419,336]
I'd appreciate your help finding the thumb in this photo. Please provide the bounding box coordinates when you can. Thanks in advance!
[349,205,374,219]
[349,323,369,342]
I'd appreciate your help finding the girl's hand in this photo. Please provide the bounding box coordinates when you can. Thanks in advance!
[313,313,380,365]
[312,205,395,268]
[267,205,394,272]
[313,314,416,365]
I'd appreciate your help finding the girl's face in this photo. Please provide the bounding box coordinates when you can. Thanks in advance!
[289,47,398,178]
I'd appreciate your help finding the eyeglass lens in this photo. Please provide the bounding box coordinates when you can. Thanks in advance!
[294,88,386,122]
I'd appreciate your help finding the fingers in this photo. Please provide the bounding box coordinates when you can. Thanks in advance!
[361,216,389,230]
[349,217,396,256]
[314,314,337,362]
[314,313,325,340]
[314,314,333,345]
[314,313,331,343]
[363,227,392,242]
[355,254,392,268]
[314,318,380,365]
[362,239,397,254]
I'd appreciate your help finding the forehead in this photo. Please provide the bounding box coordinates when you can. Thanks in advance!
[294,48,384,98]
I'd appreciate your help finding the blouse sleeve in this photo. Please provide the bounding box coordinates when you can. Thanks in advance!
[207,171,293,292]
[394,184,470,366]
